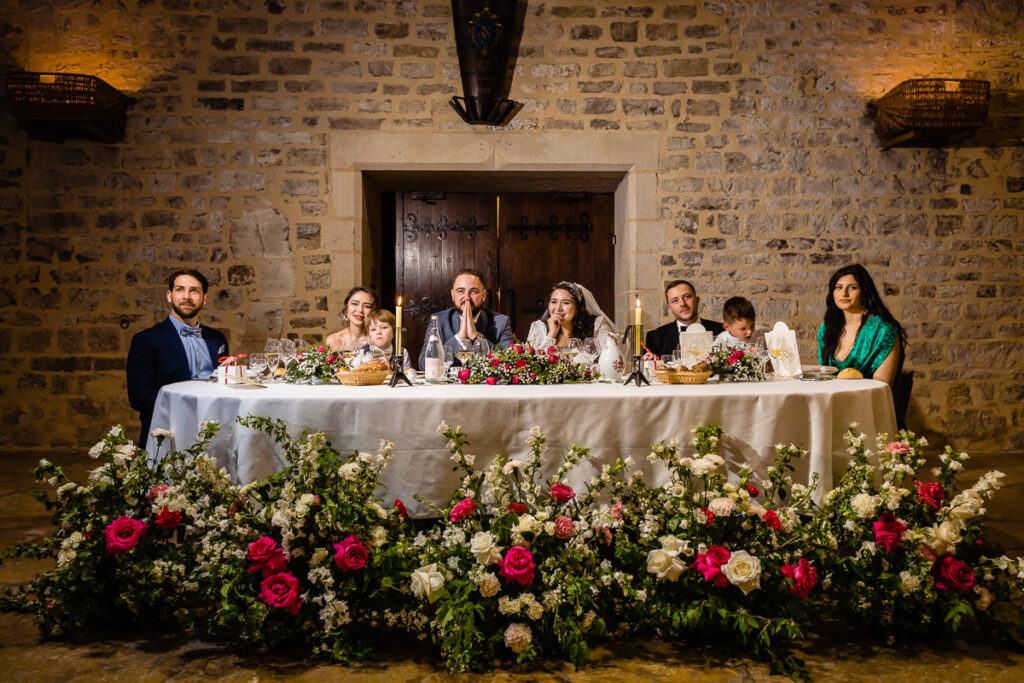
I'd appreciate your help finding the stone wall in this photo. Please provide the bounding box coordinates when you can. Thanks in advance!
[1,0,1022,453]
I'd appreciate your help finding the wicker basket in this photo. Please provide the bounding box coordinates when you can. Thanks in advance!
[654,367,712,385]
[5,72,128,142]
[335,369,388,386]
[874,78,989,139]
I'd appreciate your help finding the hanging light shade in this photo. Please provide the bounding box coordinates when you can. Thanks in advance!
[871,78,990,147]
[5,72,128,142]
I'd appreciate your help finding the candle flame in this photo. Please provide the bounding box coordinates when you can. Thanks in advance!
[635,297,641,307]
[397,296,402,306]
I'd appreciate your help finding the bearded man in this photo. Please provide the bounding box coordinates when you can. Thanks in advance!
[418,268,513,369]
[645,279,724,358]
[126,269,229,444]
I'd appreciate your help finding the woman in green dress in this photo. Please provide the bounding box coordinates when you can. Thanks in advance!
[817,264,906,387]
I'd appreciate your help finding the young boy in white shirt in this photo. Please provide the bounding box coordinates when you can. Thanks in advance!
[713,297,756,350]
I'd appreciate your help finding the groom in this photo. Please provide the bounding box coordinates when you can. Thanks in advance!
[126,269,229,445]
[645,279,724,357]
[418,268,513,368]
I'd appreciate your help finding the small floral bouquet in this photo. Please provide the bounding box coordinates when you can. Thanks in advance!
[458,343,595,385]
[706,345,767,382]
[285,345,347,384]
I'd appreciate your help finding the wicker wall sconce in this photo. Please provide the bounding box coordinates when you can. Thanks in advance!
[4,72,129,143]
[869,78,990,148]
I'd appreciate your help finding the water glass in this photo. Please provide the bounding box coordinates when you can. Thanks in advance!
[248,352,267,381]
[264,338,282,381]
[280,338,297,371]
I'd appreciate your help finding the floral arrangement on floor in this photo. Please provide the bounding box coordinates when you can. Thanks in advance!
[457,343,595,385]
[284,345,348,384]
[706,344,768,382]
[3,419,1023,679]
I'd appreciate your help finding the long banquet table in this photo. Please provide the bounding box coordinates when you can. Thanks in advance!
[146,378,897,516]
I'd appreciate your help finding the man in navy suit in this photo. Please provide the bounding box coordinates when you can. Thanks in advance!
[126,269,229,444]
[418,268,513,369]
[645,279,724,358]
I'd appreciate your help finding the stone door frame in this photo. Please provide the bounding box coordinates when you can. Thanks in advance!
[328,130,662,328]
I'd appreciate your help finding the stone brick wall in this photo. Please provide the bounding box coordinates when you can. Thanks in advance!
[1,0,1022,453]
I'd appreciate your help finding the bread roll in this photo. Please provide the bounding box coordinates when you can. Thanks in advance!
[837,367,863,379]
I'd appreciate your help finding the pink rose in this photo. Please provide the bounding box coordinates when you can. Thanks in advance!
[259,571,302,615]
[762,509,782,531]
[692,545,730,586]
[872,512,907,553]
[915,480,945,510]
[146,484,170,502]
[918,544,937,563]
[247,536,288,576]
[154,506,182,530]
[499,546,536,585]
[394,499,408,518]
[554,515,574,539]
[449,497,477,522]
[780,558,818,599]
[103,516,148,555]
[548,483,576,504]
[457,368,471,380]
[932,555,975,592]
[332,535,368,571]
[886,441,911,455]
[317,346,325,352]
[486,376,497,385]
[611,501,623,520]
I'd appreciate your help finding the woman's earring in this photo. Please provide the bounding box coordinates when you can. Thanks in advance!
[342,313,349,323]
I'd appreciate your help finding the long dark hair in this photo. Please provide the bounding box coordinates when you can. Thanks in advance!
[342,286,378,330]
[541,281,595,341]
[821,264,906,365]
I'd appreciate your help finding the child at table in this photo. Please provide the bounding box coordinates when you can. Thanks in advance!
[368,309,412,370]
[712,297,757,350]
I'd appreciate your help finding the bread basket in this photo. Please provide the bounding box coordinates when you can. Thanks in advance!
[654,366,712,385]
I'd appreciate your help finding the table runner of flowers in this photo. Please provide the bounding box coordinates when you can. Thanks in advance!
[2,418,1022,679]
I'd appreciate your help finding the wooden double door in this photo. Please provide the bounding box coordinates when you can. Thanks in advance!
[393,191,615,363]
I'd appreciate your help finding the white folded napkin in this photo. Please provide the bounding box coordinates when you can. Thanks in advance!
[765,321,802,378]
[679,323,713,369]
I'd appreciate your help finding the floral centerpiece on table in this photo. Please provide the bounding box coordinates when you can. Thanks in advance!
[458,343,595,385]
[284,345,347,384]
[706,345,767,382]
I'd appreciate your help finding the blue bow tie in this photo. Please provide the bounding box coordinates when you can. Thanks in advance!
[180,325,202,338]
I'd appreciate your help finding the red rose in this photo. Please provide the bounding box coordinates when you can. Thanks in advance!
[259,571,302,615]
[526,346,535,354]
[325,355,335,363]
[394,499,408,518]
[691,545,730,586]
[486,376,497,385]
[546,346,557,354]
[499,545,536,585]
[457,368,471,380]
[781,558,818,599]
[491,358,501,367]
[317,346,325,352]
[762,509,782,531]
[548,354,559,363]
[103,516,148,555]
[154,506,182,530]
[915,480,945,510]
[514,359,527,368]
[529,372,537,380]
[932,555,975,592]
[512,344,523,353]
[507,502,527,514]
[554,515,574,539]
[332,535,367,572]
[745,483,759,497]
[449,497,477,522]
[548,483,576,504]
[701,506,715,525]
[511,376,520,384]
[247,536,288,576]
[872,512,907,553]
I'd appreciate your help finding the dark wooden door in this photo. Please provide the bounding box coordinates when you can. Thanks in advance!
[395,191,615,363]
[497,192,615,341]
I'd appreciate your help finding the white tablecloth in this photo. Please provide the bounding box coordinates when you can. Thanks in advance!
[147,379,896,516]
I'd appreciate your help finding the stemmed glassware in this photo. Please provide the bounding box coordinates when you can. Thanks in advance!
[280,338,297,374]
[247,353,267,381]
[580,337,599,368]
[563,338,582,361]
[264,338,282,382]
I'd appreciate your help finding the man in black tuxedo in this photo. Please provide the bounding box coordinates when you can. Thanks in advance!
[126,269,229,445]
[645,279,724,357]
[418,268,513,369]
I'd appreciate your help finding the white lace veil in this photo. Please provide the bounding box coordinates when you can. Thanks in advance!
[545,281,616,337]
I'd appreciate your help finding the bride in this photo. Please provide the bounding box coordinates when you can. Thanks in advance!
[526,281,618,351]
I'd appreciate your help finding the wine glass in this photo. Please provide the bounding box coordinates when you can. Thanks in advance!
[280,338,297,372]
[581,337,599,367]
[455,337,475,366]
[248,352,267,381]
[264,338,281,381]
[564,338,582,361]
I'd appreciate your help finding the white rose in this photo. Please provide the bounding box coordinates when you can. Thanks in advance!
[525,602,543,620]
[899,570,921,593]
[371,502,388,519]
[850,492,879,519]
[478,572,501,597]
[659,535,688,557]
[745,502,767,517]
[503,623,532,654]
[339,463,359,480]
[514,514,542,537]
[371,525,388,548]
[410,563,445,603]
[470,531,503,567]
[707,497,735,517]
[647,549,685,581]
[722,550,761,595]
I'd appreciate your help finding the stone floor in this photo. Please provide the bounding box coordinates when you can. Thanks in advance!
[2,448,1024,681]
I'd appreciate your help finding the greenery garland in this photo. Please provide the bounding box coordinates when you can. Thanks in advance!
[2,419,1022,679]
